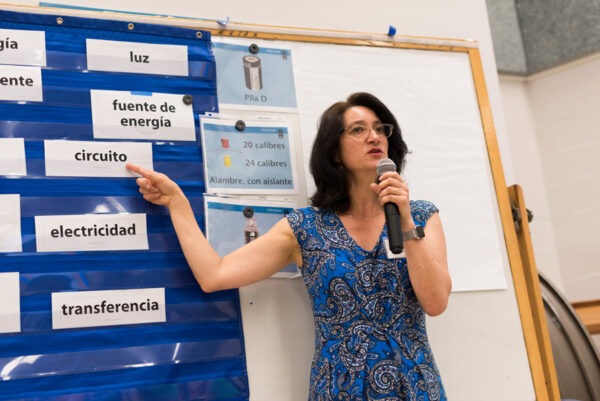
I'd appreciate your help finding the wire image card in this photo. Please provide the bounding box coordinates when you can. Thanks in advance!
[201,118,298,195]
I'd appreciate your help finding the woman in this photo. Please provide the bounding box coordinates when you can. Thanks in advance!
[127,92,451,400]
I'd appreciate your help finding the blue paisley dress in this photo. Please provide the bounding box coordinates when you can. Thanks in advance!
[286,200,446,401]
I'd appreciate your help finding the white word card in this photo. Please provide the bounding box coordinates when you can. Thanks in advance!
[0,272,20,333]
[45,140,153,177]
[0,194,22,253]
[52,288,166,329]
[0,28,46,66]
[91,90,196,141]
[86,39,188,76]
[35,213,148,252]
[0,64,42,101]
[0,138,26,176]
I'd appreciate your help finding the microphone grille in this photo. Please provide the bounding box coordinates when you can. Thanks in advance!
[376,158,396,176]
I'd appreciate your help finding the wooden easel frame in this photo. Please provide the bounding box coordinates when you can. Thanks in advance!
[0,3,561,399]
[508,185,561,400]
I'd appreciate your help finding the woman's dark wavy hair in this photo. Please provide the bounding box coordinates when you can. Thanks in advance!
[309,92,408,213]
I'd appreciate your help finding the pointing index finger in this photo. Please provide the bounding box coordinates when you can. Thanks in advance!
[126,163,152,178]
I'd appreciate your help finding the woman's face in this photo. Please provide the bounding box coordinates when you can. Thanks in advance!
[337,106,389,175]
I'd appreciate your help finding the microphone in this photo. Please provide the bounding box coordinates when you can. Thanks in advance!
[376,158,404,254]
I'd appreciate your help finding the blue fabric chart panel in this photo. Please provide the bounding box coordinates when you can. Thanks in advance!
[0,9,249,401]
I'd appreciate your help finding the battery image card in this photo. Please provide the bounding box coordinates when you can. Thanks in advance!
[213,39,298,111]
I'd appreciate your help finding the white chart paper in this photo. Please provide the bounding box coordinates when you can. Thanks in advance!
[91,90,196,141]
[0,194,22,253]
[0,138,26,176]
[0,28,46,66]
[292,43,508,291]
[86,39,188,76]
[44,140,153,177]
[35,213,148,252]
[0,272,20,333]
[0,64,42,101]
[52,288,166,329]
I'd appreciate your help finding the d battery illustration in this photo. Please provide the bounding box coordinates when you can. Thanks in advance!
[243,55,263,90]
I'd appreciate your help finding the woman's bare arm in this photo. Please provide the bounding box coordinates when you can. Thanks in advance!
[127,163,301,292]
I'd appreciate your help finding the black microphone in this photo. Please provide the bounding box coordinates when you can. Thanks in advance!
[376,158,404,254]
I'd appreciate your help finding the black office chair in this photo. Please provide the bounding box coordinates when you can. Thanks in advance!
[539,273,600,401]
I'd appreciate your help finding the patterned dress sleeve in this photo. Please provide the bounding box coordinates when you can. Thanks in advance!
[286,207,321,269]
[410,200,439,227]
[286,207,308,248]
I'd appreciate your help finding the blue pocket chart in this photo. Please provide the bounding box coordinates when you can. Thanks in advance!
[0,10,249,401]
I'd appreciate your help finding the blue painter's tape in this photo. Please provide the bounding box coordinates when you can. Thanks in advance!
[216,16,230,26]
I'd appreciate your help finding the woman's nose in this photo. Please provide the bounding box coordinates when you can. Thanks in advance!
[365,127,381,142]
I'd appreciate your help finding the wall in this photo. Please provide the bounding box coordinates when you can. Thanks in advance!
[487,0,600,75]
[486,0,528,75]
[526,55,600,303]
[497,76,564,289]
[499,53,600,303]
[488,0,600,352]
[498,54,600,350]
[515,0,600,74]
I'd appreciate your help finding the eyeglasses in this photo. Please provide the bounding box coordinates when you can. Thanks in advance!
[342,123,394,139]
